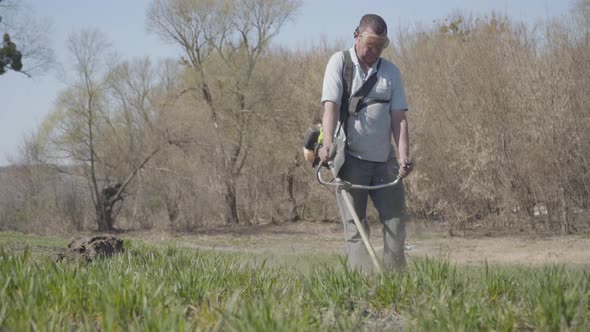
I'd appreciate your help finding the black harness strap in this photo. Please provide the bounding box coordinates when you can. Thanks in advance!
[358,99,389,110]
[337,50,385,138]
[348,58,382,116]
[337,50,354,137]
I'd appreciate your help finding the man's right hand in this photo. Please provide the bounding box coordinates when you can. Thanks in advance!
[318,144,333,162]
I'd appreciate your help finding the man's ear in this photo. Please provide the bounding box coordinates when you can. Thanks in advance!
[353,27,359,38]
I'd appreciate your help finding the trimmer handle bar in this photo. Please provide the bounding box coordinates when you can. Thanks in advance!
[316,163,402,191]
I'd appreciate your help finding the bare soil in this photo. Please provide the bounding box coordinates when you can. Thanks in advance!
[131,221,590,266]
[56,236,124,262]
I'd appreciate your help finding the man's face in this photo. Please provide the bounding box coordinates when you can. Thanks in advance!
[354,26,389,66]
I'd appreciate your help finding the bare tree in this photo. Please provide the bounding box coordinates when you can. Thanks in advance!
[573,0,590,29]
[42,30,164,232]
[147,0,301,224]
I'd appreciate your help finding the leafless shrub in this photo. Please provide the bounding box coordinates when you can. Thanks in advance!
[393,13,590,234]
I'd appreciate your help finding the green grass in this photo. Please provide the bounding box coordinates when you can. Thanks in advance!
[0,232,68,257]
[0,233,589,331]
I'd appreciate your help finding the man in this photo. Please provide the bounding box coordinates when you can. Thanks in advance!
[319,14,413,272]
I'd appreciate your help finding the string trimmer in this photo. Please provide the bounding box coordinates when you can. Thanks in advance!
[303,126,404,272]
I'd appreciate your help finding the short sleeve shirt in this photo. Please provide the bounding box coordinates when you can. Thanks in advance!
[321,47,408,162]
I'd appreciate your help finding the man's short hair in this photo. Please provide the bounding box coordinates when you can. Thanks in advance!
[358,14,387,35]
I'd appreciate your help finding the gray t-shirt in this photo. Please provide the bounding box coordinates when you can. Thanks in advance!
[321,47,408,162]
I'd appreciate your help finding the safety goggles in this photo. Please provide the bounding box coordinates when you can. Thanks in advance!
[358,32,389,49]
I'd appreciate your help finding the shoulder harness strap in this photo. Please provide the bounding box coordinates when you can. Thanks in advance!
[338,50,384,133]
[342,50,354,103]
[348,58,382,116]
[338,50,354,133]
[336,50,354,136]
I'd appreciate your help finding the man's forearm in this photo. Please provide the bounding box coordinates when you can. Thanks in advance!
[322,101,340,146]
[392,110,410,161]
[397,121,409,161]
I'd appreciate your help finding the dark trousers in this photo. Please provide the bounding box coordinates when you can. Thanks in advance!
[336,155,406,272]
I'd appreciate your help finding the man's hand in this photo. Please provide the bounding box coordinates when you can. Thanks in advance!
[398,159,413,178]
[318,144,333,162]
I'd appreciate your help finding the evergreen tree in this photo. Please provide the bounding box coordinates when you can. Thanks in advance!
[0,32,23,74]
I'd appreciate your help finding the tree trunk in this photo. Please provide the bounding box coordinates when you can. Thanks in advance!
[224,178,239,224]
[285,173,300,222]
[104,201,115,230]
[95,184,120,232]
[279,153,301,222]
[165,196,180,226]
[559,184,570,234]
[96,203,115,232]
[95,202,112,232]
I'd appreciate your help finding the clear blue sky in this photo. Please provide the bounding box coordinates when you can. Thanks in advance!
[0,0,573,165]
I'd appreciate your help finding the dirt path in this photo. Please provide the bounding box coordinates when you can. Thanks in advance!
[408,233,590,266]
[133,221,590,266]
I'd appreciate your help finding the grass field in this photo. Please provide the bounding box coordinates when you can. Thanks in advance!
[0,232,589,331]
